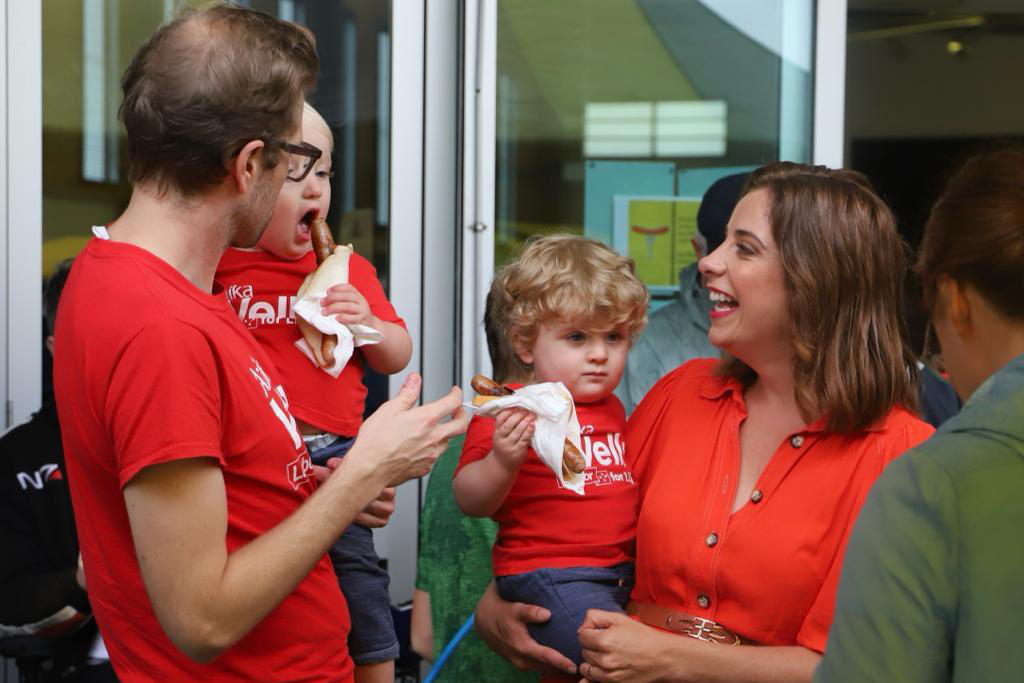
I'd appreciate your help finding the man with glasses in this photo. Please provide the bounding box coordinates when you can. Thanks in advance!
[52,6,467,683]
[270,138,323,181]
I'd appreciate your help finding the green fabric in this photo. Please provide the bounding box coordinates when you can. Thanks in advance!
[615,262,717,414]
[816,353,1024,683]
[416,435,537,683]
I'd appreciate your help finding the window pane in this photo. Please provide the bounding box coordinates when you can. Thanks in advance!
[43,0,392,412]
[43,0,198,276]
[42,0,392,293]
[494,0,813,297]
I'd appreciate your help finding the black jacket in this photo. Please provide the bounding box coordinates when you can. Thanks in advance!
[0,399,99,672]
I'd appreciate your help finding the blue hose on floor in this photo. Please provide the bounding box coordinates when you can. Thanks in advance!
[422,614,475,683]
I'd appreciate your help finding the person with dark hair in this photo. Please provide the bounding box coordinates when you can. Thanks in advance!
[615,173,748,414]
[0,260,120,682]
[816,147,1024,682]
[474,163,932,682]
[52,5,467,683]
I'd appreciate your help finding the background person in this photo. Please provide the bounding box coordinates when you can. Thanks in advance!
[0,260,118,683]
[52,6,466,683]
[615,173,748,414]
[474,163,933,683]
[815,147,1024,682]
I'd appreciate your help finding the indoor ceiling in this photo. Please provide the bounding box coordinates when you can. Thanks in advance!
[848,0,1024,41]
[850,0,1024,10]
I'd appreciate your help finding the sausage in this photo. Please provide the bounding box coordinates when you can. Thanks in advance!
[310,217,337,265]
[309,217,338,365]
[471,374,514,397]
[471,374,586,478]
[562,439,586,474]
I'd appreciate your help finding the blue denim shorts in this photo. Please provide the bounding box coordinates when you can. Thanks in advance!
[309,435,399,664]
[496,563,634,667]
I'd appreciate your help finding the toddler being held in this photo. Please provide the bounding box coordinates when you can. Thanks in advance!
[452,235,648,668]
[215,102,410,683]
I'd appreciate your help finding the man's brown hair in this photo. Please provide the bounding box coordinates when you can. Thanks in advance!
[120,2,319,196]
[718,162,918,433]
[917,147,1024,321]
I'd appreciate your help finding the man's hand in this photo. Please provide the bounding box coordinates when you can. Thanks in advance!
[314,457,394,527]
[474,581,577,675]
[321,283,374,327]
[312,457,394,526]
[354,487,395,528]
[491,408,535,471]
[343,373,469,488]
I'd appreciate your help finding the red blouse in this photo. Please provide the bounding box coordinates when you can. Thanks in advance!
[626,359,933,652]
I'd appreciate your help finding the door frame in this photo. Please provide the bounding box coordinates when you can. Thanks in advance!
[4,0,43,429]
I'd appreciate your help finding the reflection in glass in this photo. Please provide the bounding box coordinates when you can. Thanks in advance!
[494,0,813,290]
[43,0,391,294]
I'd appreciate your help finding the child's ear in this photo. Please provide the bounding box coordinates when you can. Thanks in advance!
[513,341,534,366]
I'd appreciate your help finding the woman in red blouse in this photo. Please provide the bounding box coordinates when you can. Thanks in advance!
[475,163,934,682]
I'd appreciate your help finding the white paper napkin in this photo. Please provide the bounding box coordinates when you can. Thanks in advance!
[293,296,383,378]
[466,382,586,495]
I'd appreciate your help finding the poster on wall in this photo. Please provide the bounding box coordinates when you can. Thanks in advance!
[583,160,677,245]
[612,195,701,296]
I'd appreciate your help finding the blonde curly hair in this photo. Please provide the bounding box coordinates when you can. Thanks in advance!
[491,234,649,376]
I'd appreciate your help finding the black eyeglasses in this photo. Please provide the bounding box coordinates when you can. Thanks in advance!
[267,139,322,182]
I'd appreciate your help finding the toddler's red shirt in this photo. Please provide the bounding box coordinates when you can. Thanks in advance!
[457,391,638,575]
[216,248,405,436]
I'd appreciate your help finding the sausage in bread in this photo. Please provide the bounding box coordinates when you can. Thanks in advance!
[471,374,586,477]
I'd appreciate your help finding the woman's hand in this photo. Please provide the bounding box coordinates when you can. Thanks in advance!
[578,610,686,683]
[492,408,535,471]
[322,283,374,327]
[474,581,577,676]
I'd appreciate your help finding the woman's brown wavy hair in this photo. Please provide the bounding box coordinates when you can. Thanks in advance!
[718,162,919,433]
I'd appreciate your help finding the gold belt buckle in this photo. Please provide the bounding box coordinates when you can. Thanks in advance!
[665,614,740,645]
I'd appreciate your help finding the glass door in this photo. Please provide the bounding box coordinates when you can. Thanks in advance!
[36,0,396,415]
[460,0,839,393]
[14,0,428,605]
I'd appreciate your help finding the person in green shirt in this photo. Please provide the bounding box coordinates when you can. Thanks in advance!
[411,289,537,683]
[816,147,1024,682]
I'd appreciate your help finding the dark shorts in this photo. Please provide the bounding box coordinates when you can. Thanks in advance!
[495,563,634,667]
[310,436,399,664]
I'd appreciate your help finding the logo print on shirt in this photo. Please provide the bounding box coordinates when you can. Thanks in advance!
[556,428,634,489]
[582,431,625,466]
[226,284,254,301]
[247,357,313,490]
[231,287,297,329]
[16,463,61,491]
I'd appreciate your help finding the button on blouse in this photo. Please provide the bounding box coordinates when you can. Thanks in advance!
[626,359,934,652]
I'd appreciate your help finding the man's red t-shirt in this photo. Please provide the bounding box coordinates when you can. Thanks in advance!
[54,238,353,683]
[215,248,406,436]
[456,392,637,576]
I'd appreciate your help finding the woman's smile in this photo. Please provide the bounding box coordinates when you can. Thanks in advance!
[708,287,739,318]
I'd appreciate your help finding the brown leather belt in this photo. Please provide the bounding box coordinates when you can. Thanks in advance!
[626,601,751,646]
